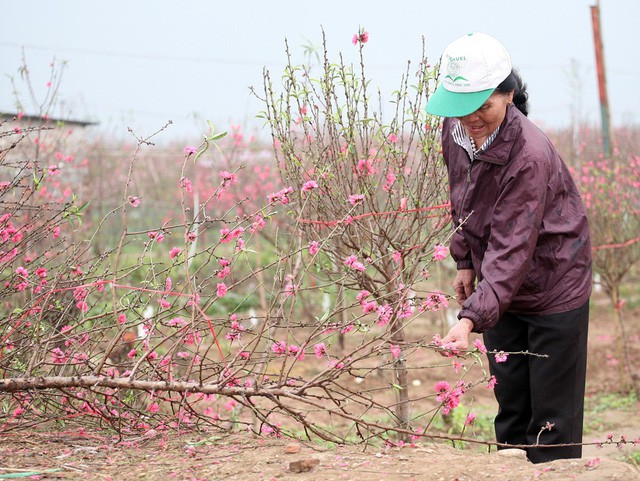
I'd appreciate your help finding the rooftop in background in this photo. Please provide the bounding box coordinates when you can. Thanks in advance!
[0,112,99,128]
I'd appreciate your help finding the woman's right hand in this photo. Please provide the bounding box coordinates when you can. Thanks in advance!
[453,268,476,305]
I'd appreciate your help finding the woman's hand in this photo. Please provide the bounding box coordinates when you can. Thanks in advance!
[439,318,474,355]
[453,269,476,305]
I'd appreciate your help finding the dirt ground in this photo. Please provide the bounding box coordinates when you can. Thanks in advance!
[1,294,639,481]
[1,429,639,481]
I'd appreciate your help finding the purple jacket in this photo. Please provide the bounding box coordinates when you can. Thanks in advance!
[443,105,592,333]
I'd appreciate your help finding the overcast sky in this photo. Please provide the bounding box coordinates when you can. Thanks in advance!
[2,0,638,144]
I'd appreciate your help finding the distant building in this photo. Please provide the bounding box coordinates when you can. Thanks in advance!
[0,112,98,129]
[0,112,99,152]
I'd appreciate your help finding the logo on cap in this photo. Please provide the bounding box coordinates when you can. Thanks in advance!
[444,59,467,83]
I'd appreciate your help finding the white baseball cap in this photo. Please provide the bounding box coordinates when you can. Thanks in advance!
[426,32,512,117]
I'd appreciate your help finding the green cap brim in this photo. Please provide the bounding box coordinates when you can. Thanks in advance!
[426,85,495,117]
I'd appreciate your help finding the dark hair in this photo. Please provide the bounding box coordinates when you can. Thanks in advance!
[496,68,529,116]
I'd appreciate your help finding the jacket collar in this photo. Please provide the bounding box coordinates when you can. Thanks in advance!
[473,104,522,166]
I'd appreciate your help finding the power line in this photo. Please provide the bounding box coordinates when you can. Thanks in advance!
[0,41,411,72]
[0,41,281,67]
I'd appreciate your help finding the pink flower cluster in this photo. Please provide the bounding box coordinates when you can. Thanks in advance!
[268,186,294,205]
[433,244,448,261]
[355,290,394,327]
[431,334,459,357]
[348,194,365,206]
[419,290,449,312]
[434,380,466,415]
[225,314,245,342]
[271,341,305,360]
[219,225,244,244]
[301,180,318,192]
[352,29,369,45]
[344,255,366,272]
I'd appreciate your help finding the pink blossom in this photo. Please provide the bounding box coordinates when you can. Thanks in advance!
[159,299,170,309]
[358,293,376,308]
[360,300,376,314]
[376,304,393,326]
[308,241,319,256]
[271,341,287,356]
[351,261,366,272]
[283,282,296,297]
[249,215,265,233]
[433,244,448,261]
[348,194,365,205]
[494,351,509,363]
[51,347,68,364]
[216,282,228,297]
[383,170,396,191]
[473,339,487,354]
[301,180,318,192]
[287,344,304,360]
[344,255,357,267]
[117,313,127,324]
[340,324,355,334]
[165,277,172,291]
[390,344,401,359]
[186,231,197,243]
[167,317,187,327]
[217,265,231,279]
[15,266,28,277]
[267,186,294,205]
[352,29,369,45]
[147,402,159,413]
[180,176,193,193]
[176,351,190,359]
[399,197,408,210]
[48,164,61,176]
[127,349,137,358]
[392,251,402,263]
[434,380,450,397]
[356,158,374,176]
[314,343,327,359]
[183,146,197,154]
[388,133,398,143]
[465,413,476,426]
[169,247,182,259]
[220,226,244,243]
[128,196,141,207]
[220,171,238,185]
[421,290,448,311]
[486,375,498,390]
[226,318,245,342]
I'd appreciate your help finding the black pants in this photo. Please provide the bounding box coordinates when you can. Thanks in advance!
[483,300,589,464]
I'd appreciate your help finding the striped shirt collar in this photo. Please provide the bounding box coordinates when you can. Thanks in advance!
[452,121,500,159]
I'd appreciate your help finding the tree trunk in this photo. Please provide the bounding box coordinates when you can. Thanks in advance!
[390,316,410,442]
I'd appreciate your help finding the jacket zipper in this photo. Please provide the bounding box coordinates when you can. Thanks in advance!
[459,157,475,219]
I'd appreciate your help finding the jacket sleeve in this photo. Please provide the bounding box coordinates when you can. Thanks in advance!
[459,157,550,332]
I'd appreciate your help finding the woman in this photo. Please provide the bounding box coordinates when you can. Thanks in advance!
[426,32,592,463]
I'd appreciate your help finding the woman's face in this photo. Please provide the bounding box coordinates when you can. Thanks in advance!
[458,91,514,146]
